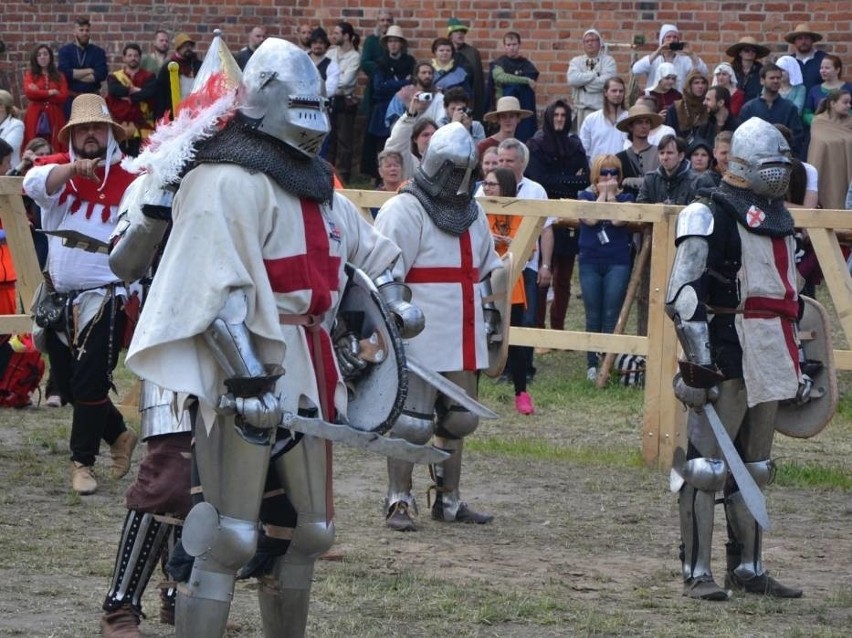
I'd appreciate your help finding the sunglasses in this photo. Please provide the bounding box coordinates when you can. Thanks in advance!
[599,168,619,177]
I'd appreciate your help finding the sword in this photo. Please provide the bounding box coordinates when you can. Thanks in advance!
[282,412,449,465]
[217,395,449,465]
[702,404,771,532]
[405,355,499,419]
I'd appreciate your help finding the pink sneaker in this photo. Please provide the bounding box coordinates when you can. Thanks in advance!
[515,391,535,415]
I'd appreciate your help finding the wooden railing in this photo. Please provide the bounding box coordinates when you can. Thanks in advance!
[3,178,850,468]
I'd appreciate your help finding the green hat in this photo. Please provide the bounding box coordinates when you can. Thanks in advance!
[447,18,469,34]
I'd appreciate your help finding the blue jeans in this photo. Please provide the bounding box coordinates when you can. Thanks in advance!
[579,262,631,368]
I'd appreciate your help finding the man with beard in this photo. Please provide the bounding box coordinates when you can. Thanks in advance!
[154,33,202,120]
[107,43,157,157]
[739,63,804,156]
[665,117,806,601]
[786,24,828,93]
[695,86,738,148]
[375,122,502,532]
[141,30,170,74]
[23,94,138,495]
[57,17,109,118]
[664,69,710,140]
[384,60,441,129]
[579,76,628,163]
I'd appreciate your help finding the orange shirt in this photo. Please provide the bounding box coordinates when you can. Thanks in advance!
[487,213,525,306]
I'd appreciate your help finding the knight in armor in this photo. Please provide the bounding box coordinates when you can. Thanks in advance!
[375,122,503,532]
[123,38,407,637]
[665,117,808,601]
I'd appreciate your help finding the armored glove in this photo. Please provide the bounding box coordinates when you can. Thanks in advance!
[218,391,285,430]
[483,306,501,344]
[794,373,814,405]
[673,372,719,410]
[333,326,369,381]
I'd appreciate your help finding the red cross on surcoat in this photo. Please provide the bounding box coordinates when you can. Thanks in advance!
[263,199,341,422]
[405,230,479,371]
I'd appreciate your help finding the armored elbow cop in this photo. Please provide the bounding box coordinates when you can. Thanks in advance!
[374,270,425,339]
[109,176,174,281]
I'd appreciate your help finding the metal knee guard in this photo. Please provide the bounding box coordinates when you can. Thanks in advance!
[725,460,773,579]
[434,370,479,439]
[678,458,727,582]
[385,376,437,512]
[257,435,335,637]
[103,509,171,614]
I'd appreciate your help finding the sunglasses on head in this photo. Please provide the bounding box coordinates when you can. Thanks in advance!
[599,168,619,177]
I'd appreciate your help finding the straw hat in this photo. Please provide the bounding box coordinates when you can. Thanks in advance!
[381,25,407,46]
[173,32,196,50]
[616,104,663,132]
[784,24,823,44]
[483,96,533,123]
[447,18,469,34]
[58,94,126,144]
[725,36,770,59]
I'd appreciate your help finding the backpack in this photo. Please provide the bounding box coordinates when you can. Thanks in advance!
[0,334,46,408]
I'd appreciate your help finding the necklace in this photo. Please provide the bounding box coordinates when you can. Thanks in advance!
[76,45,87,68]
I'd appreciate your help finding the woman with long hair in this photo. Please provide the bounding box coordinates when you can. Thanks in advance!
[481,167,536,414]
[808,89,852,210]
[804,55,852,126]
[577,155,635,381]
[22,43,68,152]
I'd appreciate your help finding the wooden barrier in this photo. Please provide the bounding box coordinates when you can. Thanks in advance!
[341,190,852,470]
[3,180,850,468]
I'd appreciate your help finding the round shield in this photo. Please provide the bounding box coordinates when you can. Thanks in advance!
[775,295,838,438]
[484,252,513,378]
[334,264,407,434]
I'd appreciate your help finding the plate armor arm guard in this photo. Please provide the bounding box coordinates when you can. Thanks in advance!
[480,274,500,344]
[665,202,723,389]
[203,291,285,431]
[374,269,425,339]
[109,182,174,282]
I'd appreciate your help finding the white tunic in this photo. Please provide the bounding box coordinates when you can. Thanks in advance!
[375,193,501,372]
[127,164,401,431]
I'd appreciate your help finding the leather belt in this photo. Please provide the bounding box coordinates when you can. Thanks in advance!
[278,313,323,330]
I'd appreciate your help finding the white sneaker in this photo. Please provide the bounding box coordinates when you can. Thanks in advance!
[45,394,62,408]
[586,367,597,382]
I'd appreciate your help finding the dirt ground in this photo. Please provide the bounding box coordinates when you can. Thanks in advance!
[0,354,850,637]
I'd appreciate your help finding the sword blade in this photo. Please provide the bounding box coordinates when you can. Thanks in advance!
[405,355,499,419]
[702,404,771,532]
[283,413,450,465]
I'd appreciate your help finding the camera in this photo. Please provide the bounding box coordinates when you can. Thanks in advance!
[669,42,685,51]
[416,92,433,102]
[462,107,474,117]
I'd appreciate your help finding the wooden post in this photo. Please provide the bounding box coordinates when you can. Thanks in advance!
[0,176,42,333]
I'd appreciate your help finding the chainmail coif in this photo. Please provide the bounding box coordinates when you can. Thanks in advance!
[708,182,794,238]
[193,117,334,204]
[400,173,480,236]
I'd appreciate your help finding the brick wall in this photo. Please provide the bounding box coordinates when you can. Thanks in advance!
[1,1,849,118]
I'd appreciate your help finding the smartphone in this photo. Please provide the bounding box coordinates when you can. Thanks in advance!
[669,42,685,51]
[417,92,433,102]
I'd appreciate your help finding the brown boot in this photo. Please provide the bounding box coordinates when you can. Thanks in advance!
[100,603,140,637]
[110,429,138,479]
[71,462,98,495]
